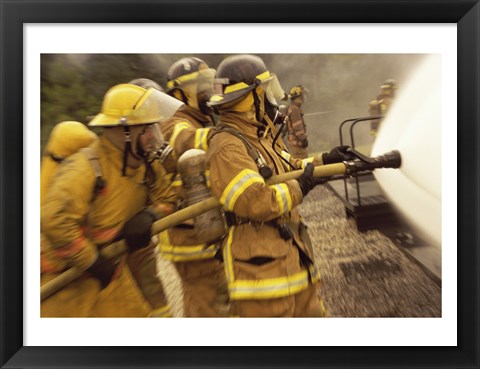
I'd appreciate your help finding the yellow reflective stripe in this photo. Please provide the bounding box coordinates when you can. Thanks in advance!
[157,231,217,262]
[175,70,200,84]
[224,82,250,94]
[169,122,191,157]
[281,150,291,162]
[309,265,321,283]
[220,169,264,211]
[167,71,201,89]
[210,95,223,102]
[205,169,211,188]
[171,173,182,187]
[229,270,310,300]
[223,227,235,284]
[223,71,271,94]
[149,305,171,318]
[301,157,314,168]
[194,128,210,151]
[271,183,292,214]
[256,70,271,81]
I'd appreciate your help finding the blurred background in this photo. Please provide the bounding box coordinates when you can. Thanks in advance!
[41,53,426,154]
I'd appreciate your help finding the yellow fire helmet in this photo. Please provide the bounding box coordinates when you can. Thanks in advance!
[380,79,398,95]
[209,54,285,109]
[289,85,309,100]
[89,84,184,127]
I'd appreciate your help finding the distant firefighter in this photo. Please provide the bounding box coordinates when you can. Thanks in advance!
[368,79,397,137]
[287,85,310,159]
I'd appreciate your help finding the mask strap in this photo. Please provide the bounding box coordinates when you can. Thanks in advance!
[122,126,131,177]
[252,89,262,122]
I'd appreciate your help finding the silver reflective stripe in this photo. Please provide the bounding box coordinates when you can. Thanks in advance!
[221,169,264,211]
[271,184,290,214]
[195,128,210,151]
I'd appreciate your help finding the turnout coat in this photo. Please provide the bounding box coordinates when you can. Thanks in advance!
[206,112,322,300]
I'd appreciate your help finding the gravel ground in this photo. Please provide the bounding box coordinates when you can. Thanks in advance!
[157,185,441,317]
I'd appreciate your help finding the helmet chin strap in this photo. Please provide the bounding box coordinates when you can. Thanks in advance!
[252,89,263,122]
[122,126,131,176]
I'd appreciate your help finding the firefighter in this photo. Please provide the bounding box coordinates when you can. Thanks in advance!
[41,84,182,317]
[156,57,230,317]
[369,79,397,136]
[286,85,310,159]
[207,54,352,317]
[40,121,98,291]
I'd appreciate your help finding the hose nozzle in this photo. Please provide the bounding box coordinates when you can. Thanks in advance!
[344,150,401,174]
[373,150,401,169]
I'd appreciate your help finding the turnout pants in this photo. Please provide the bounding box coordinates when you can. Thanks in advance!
[174,258,230,317]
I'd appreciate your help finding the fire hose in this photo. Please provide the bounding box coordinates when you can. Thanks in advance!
[40,149,401,301]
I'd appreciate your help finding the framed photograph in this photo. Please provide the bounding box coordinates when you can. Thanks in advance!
[1,0,479,368]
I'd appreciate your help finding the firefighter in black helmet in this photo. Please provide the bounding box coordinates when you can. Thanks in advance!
[204,54,350,317]
[155,57,230,317]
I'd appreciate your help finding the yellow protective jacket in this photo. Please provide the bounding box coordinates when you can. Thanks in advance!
[206,112,321,300]
[157,105,218,262]
[41,135,176,315]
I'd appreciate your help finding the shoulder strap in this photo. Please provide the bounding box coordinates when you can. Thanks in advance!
[79,147,106,196]
[210,125,273,179]
[211,125,257,156]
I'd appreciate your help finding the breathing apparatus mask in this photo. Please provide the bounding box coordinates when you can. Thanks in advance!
[135,123,167,162]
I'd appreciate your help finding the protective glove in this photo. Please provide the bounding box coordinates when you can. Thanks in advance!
[86,254,119,289]
[123,208,158,253]
[300,138,309,148]
[322,145,354,164]
[296,163,329,197]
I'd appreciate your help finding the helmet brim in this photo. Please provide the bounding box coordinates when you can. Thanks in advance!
[88,113,122,127]
[208,85,255,108]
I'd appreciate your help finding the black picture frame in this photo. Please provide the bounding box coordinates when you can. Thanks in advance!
[1,1,479,368]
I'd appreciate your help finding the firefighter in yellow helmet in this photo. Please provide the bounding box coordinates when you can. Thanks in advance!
[369,79,397,136]
[206,54,353,317]
[41,84,181,317]
[155,57,230,317]
[286,85,310,159]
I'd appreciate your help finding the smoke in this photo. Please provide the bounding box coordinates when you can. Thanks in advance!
[143,53,428,152]
[264,54,427,152]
